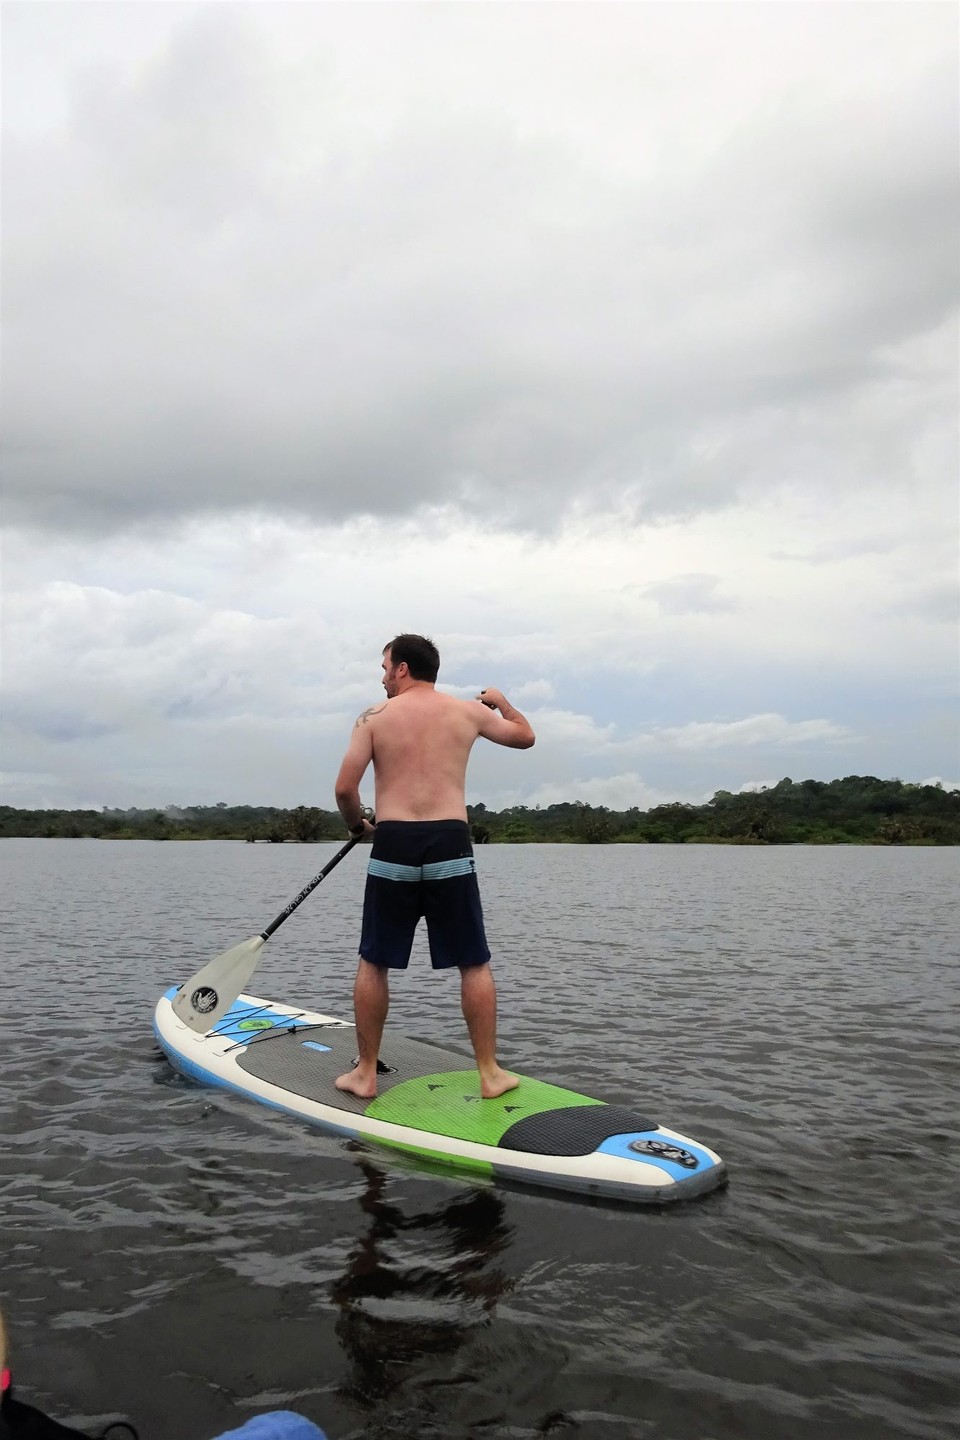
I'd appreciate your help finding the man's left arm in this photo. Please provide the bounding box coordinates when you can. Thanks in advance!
[474,688,536,749]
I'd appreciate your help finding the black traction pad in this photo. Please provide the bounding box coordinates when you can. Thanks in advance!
[498,1103,659,1157]
[234,1022,474,1117]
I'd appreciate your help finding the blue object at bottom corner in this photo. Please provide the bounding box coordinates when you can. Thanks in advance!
[212,1411,328,1439]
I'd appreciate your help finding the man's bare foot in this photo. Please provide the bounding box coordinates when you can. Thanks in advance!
[335,1069,378,1100]
[481,1068,520,1100]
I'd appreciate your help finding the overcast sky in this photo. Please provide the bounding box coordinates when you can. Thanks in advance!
[3,1,958,814]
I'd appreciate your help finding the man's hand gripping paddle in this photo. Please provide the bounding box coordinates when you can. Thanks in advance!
[172,833,364,1034]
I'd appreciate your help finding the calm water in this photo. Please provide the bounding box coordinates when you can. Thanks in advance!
[1,839,958,1440]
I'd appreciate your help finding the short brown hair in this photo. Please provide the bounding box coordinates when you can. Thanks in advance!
[385,634,440,682]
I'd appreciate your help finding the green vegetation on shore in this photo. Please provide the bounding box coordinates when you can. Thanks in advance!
[1,777,957,844]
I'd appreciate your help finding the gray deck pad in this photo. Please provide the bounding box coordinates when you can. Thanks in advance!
[235,1022,475,1117]
[499,1104,659,1156]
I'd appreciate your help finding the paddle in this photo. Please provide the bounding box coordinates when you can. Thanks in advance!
[171,835,362,1034]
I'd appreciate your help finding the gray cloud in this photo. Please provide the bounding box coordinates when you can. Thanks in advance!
[4,6,957,537]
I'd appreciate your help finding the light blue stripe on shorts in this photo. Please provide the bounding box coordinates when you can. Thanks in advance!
[422,857,476,880]
[367,859,422,882]
[367,857,476,882]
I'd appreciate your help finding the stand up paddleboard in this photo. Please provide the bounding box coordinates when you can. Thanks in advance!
[153,987,727,1204]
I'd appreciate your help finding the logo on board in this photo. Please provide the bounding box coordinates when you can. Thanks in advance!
[628,1138,699,1170]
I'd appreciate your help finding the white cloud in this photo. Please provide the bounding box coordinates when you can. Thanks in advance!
[522,772,684,811]
[642,574,738,616]
[655,714,854,751]
[920,777,960,794]
[513,679,556,704]
[525,708,617,749]
[2,502,953,810]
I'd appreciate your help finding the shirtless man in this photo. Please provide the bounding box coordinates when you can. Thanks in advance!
[333,633,535,1100]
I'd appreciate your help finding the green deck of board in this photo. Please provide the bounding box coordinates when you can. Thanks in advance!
[236,1020,606,1144]
[363,1070,603,1146]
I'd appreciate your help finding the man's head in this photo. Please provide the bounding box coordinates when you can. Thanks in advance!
[382,634,440,696]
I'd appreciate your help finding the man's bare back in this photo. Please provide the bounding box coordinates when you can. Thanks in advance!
[336,657,534,826]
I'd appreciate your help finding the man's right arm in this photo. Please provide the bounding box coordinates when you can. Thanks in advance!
[474,688,536,749]
[334,710,378,834]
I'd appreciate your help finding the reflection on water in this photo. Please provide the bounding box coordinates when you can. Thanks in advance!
[333,1160,512,1411]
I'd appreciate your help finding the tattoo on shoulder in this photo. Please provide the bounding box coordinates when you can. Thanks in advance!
[356,703,387,727]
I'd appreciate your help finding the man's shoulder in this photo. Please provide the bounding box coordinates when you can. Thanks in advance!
[354,701,389,729]
[438,692,483,721]
[396,690,481,733]
[407,689,474,714]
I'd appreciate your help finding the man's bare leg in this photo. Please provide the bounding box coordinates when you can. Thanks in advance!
[460,963,519,1099]
[336,957,388,1099]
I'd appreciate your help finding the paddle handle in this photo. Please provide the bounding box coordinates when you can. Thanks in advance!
[260,835,360,940]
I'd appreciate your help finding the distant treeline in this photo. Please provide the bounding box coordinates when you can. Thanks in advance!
[1,777,958,845]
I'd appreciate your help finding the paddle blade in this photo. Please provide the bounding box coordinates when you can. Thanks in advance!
[171,935,267,1034]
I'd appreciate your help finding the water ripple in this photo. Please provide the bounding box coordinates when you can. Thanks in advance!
[1,839,957,1439]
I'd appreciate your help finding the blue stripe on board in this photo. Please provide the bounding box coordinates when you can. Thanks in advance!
[211,1001,279,1043]
[153,1010,360,1139]
[597,1131,718,1180]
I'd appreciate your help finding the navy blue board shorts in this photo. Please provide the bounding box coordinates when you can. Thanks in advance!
[359,820,491,970]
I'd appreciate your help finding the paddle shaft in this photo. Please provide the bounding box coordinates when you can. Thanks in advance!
[260,835,360,940]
